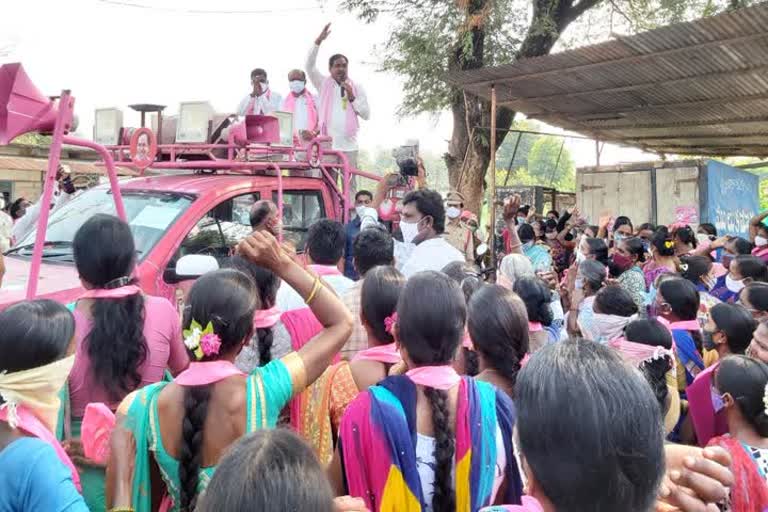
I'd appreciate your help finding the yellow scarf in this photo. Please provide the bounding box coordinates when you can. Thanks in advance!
[0,355,75,433]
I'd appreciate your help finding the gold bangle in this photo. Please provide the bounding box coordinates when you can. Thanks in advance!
[305,276,322,305]
[110,508,135,512]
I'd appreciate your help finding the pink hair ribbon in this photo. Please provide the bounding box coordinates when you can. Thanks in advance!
[79,285,141,300]
[406,365,461,390]
[253,306,282,329]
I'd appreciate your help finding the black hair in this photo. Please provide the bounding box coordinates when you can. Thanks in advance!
[715,355,768,438]
[625,319,674,417]
[249,200,275,229]
[622,237,646,263]
[546,209,559,219]
[397,272,465,511]
[637,222,656,234]
[361,266,405,345]
[442,261,483,376]
[516,339,664,512]
[354,190,373,202]
[306,219,345,265]
[402,189,446,234]
[679,255,712,286]
[584,237,610,265]
[744,282,768,313]
[544,218,557,232]
[73,214,147,402]
[353,228,394,277]
[594,286,638,317]
[225,256,278,366]
[179,269,258,512]
[518,205,531,216]
[710,303,757,355]
[513,276,554,327]
[0,300,74,376]
[651,227,676,257]
[579,259,607,295]
[197,430,334,512]
[733,255,768,283]
[9,198,26,220]
[517,223,535,244]
[658,278,700,321]
[328,54,349,68]
[612,215,633,233]
[698,223,717,237]
[468,285,529,395]
[674,225,697,248]
[250,68,267,79]
[731,237,754,255]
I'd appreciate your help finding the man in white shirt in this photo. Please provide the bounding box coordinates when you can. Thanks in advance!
[399,189,464,279]
[236,68,283,116]
[305,23,370,174]
[276,218,354,311]
[0,197,12,252]
[281,69,319,140]
[12,166,77,244]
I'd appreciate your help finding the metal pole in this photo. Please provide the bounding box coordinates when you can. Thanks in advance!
[550,139,566,187]
[489,85,498,274]
[503,131,523,187]
[595,139,601,170]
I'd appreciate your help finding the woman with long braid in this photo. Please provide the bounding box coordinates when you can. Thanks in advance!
[107,231,353,512]
[330,271,521,511]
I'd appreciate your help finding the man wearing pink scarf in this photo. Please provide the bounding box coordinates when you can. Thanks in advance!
[281,69,319,140]
[305,23,370,175]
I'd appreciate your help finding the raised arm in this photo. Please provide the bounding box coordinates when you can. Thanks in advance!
[237,231,353,385]
[749,210,768,242]
[306,24,331,91]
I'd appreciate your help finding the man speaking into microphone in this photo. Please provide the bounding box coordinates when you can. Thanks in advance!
[306,23,371,191]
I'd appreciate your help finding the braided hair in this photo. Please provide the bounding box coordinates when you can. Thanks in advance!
[442,261,484,376]
[178,269,258,511]
[397,272,465,511]
[468,285,529,396]
[625,319,674,416]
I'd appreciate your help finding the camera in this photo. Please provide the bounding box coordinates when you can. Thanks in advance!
[392,140,419,177]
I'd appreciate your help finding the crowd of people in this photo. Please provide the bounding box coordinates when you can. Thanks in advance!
[7,173,768,511]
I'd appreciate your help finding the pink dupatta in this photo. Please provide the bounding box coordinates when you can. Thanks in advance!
[687,362,728,447]
[282,91,318,131]
[318,76,359,137]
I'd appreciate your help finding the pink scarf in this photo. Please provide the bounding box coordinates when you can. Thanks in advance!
[657,317,701,332]
[253,306,282,329]
[281,90,318,131]
[0,404,81,491]
[406,365,461,390]
[246,89,271,115]
[609,337,674,367]
[319,76,359,137]
[353,342,401,364]
[528,321,543,332]
[309,264,342,277]
[79,284,141,300]
[174,361,244,387]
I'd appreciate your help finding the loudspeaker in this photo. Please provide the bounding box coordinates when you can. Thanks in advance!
[0,63,70,145]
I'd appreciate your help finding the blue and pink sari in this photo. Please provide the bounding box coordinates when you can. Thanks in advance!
[338,375,522,511]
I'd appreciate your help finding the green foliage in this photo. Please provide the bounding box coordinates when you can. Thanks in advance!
[11,133,52,146]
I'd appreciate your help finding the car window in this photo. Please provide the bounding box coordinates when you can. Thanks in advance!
[171,192,260,268]
[272,190,325,252]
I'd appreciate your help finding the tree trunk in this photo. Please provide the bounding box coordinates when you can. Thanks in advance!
[446,0,602,216]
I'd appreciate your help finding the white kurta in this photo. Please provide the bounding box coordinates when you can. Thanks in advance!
[305,45,370,152]
[400,237,464,279]
[282,94,314,132]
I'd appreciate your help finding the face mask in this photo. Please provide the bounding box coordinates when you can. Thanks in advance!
[613,233,626,244]
[355,205,367,218]
[289,80,305,94]
[446,207,461,219]
[516,217,526,226]
[575,276,584,290]
[726,274,746,293]
[711,388,726,413]
[400,218,422,244]
[702,330,719,351]
[756,235,768,247]
[611,252,634,272]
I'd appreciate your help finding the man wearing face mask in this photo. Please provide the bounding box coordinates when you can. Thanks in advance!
[343,190,373,280]
[237,68,283,116]
[398,189,463,279]
[281,69,319,141]
[443,190,474,262]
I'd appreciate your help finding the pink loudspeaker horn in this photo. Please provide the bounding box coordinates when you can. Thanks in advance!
[0,62,73,145]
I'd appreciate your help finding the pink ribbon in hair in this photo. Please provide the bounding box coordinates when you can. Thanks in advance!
[384,312,398,335]
[609,337,674,367]
[79,284,141,300]
[406,365,461,390]
[253,306,282,329]
[528,321,543,332]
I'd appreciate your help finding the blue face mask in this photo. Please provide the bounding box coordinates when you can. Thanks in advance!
[516,217,527,225]
[641,239,651,253]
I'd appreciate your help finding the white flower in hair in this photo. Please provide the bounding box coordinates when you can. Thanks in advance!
[184,326,202,351]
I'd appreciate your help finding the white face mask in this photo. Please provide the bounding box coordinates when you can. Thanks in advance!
[289,80,305,94]
[446,207,461,219]
[726,274,746,293]
[400,218,422,244]
[355,205,367,218]
[756,235,768,248]
[575,276,584,290]
[545,232,557,240]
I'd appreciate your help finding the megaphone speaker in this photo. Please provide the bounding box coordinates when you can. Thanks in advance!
[0,63,71,145]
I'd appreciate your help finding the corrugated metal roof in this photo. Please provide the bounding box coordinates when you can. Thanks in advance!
[446,2,768,157]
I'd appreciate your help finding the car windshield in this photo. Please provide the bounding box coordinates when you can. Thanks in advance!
[12,186,193,263]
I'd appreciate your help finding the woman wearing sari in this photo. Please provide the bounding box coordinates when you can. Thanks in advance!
[107,231,353,512]
[330,271,522,512]
[644,228,678,290]
[564,259,606,338]
[0,300,88,511]
[708,355,768,511]
[578,285,638,343]
[611,237,647,314]
[518,224,552,273]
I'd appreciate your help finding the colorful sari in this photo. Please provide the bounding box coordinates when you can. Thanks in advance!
[339,376,522,511]
[686,362,727,447]
[707,435,768,512]
[670,328,705,389]
[523,244,551,272]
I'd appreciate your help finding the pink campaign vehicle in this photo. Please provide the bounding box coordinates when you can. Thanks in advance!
[0,63,379,309]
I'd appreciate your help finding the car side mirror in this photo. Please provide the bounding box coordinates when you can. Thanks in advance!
[164,254,219,284]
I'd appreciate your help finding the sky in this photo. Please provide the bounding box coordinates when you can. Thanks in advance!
[0,0,655,168]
